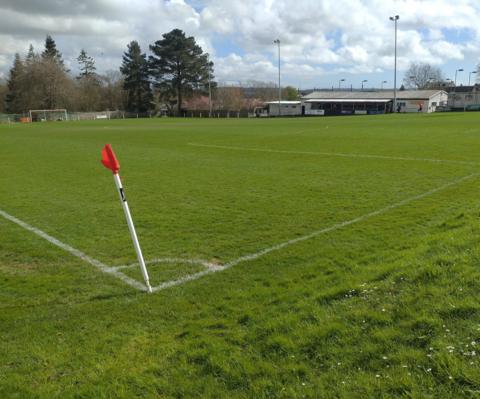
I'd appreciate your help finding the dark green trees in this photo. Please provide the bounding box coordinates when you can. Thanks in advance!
[120,41,152,113]
[149,29,213,115]
[42,35,65,68]
[5,54,25,113]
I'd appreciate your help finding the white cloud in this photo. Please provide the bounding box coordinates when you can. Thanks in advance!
[0,0,480,86]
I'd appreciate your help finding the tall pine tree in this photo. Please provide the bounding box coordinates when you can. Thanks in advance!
[5,53,25,113]
[76,49,100,110]
[77,49,97,80]
[41,35,65,67]
[120,41,152,113]
[149,29,213,115]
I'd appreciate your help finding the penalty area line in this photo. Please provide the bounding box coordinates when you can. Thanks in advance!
[0,209,147,292]
[188,143,478,166]
[150,172,479,292]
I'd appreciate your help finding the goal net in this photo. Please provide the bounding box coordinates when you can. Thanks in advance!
[29,109,68,122]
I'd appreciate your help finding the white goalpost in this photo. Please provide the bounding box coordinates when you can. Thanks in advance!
[29,109,68,122]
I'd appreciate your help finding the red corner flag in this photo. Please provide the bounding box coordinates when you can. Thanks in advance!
[100,144,152,293]
[101,144,120,174]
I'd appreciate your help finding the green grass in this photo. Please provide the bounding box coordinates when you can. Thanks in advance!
[1,113,480,397]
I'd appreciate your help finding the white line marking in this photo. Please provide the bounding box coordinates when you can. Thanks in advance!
[112,257,224,271]
[189,143,478,166]
[149,173,478,292]
[2,173,477,294]
[0,209,147,291]
[151,269,215,292]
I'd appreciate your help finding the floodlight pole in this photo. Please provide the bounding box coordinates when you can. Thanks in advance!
[208,73,212,118]
[390,15,399,112]
[469,71,476,86]
[454,68,463,87]
[381,80,387,89]
[274,39,281,116]
[362,80,368,90]
[453,68,464,109]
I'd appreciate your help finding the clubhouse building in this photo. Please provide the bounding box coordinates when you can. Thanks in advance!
[301,90,448,116]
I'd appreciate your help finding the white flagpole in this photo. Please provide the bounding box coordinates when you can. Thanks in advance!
[113,173,152,293]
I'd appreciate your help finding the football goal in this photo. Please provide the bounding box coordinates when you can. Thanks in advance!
[29,109,68,122]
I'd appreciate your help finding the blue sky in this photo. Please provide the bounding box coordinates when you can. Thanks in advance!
[0,0,479,89]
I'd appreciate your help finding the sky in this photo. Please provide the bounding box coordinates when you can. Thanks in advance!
[0,0,480,89]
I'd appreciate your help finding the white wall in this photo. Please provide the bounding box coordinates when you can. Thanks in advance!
[268,103,302,116]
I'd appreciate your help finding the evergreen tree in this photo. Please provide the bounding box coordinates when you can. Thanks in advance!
[77,49,97,80]
[26,44,37,63]
[120,41,152,113]
[41,35,64,67]
[5,53,25,113]
[76,49,101,110]
[149,29,213,115]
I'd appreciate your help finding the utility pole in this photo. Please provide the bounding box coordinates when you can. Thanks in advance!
[389,15,399,112]
[274,39,281,116]
[208,73,212,117]
[454,68,464,109]
[469,70,476,86]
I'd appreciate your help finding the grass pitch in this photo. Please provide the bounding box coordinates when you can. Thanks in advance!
[1,114,480,397]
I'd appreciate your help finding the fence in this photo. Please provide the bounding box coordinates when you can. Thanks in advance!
[0,109,258,123]
[0,113,30,123]
[180,110,250,118]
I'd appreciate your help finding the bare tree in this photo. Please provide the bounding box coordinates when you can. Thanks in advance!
[215,86,244,110]
[99,70,126,110]
[403,63,444,89]
[38,57,72,109]
[244,80,277,101]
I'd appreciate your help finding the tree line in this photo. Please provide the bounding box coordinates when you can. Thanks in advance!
[0,29,301,116]
[1,29,214,116]
[2,29,465,116]
[2,36,125,115]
